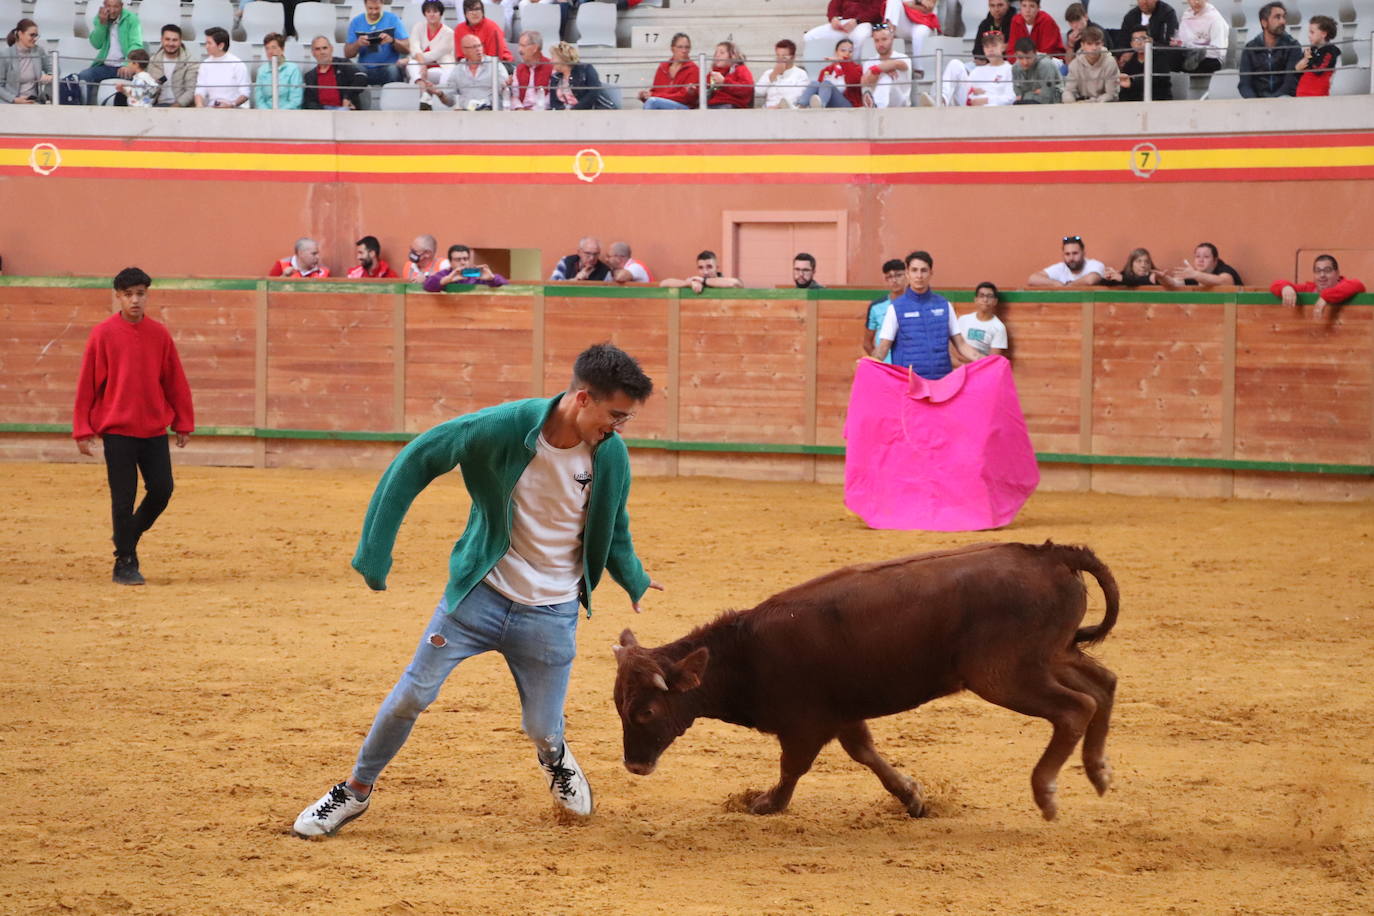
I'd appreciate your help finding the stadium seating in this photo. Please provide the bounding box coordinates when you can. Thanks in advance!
[1330,64,1370,94]
[31,0,77,40]
[240,2,285,44]
[292,2,341,43]
[379,79,423,109]
[55,34,90,76]
[136,0,182,44]
[576,2,618,48]
[96,77,131,106]
[193,1,238,39]
[517,1,562,43]
[1201,68,1242,99]
[0,0,23,31]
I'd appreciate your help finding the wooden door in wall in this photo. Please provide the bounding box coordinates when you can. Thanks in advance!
[726,213,848,288]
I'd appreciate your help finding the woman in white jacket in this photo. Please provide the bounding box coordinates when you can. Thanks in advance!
[407,0,455,107]
[1174,0,1229,73]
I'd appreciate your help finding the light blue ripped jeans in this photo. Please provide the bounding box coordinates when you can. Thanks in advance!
[352,582,581,784]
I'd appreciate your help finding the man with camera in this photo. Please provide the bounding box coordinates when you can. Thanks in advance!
[422,245,509,291]
[146,24,198,108]
[346,0,411,86]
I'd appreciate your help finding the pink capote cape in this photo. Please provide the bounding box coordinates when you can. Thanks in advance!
[843,356,1039,531]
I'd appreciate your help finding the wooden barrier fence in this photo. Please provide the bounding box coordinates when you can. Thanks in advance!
[2,278,1371,501]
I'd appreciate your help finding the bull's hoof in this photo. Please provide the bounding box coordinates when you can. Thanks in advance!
[903,782,927,818]
[1034,781,1059,821]
[1087,760,1112,796]
[741,789,785,815]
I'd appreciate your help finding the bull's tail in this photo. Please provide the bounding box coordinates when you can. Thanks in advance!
[1044,541,1120,648]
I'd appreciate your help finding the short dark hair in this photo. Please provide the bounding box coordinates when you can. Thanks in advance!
[1309,14,1337,40]
[696,250,718,261]
[1315,254,1339,272]
[775,39,796,54]
[1259,1,1286,21]
[793,252,816,268]
[572,343,654,402]
[975,281,1000,301]
[422,0,445,13]
[1064,2,1087,22]
[204,26,230,50]
[447,244,471,259]
[835,38,854,51]
[882,258,904,274]
[1082,25,1105,44]
[1014,37,1037,54]
[905,250,934,270]
[1196,242,1219,259]
[128,48,149,65]
[161,23,182,37]
[356,235,381,256]
[113,267,153,291]
[463,0,484,13]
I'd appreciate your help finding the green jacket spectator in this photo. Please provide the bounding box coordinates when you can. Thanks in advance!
[88,3,142,67]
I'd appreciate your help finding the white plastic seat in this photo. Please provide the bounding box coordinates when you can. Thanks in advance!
[379,79,422,108]
[96,77,132,105]
[240,2,284,44]
[575,2,616,47]
[192,0,237,38]
[136,0,183,44]
[55,35,91,77]
[517,1,561,44]
[281,38,312,66]
[801,35,833,78]
[31,0,78,40]
[292,1,339,43]
[1330,65,1369,94]
[959,0,989,38]
[1201,68,1241,99]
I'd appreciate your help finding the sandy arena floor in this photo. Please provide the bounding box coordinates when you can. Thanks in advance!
[1,461,1371,915]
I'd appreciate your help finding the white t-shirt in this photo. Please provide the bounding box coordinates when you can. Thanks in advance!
[195,52,249,107]
[609,258,651,283]
[157,59,178,105]
[484,433,594,606]
[1043,258,1106,284]
[956,313,1009,355]
[967,61,1015,106]
[878,298,959,342]
[861,54,912,108]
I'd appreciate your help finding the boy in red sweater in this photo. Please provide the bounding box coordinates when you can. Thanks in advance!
[1271,253,1367,320]
[73,267,195,585]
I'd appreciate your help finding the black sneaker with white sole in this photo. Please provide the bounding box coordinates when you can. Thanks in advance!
[293,782,370,837]
[112,555,144,586]
[540,744,593,816]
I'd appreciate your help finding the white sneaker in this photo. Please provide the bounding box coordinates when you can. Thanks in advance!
[540,744,593,816]
[293,782,370,837]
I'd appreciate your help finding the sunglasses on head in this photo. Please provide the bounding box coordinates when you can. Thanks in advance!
[1063,235,1083,244]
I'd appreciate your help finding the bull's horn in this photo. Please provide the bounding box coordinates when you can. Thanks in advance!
[651,673,668,692]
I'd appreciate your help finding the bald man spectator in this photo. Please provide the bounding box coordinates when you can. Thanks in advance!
[550,238,612,281]
[304,36,370,110]
[270,238,331,278]
[404,234,440,283]
[424,33,498,109]
[606,242,653,284]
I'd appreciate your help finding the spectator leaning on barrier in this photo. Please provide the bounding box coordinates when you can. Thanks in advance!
[304,36,370,110]
[254,33,305,110]
[195,28,249,109]
[271,238,331,278]
[707,41,754,109]
[550,237,612,281]
[864,258,907,362]
[1239,2,1302,98]
[1012,36,1061,103]
[657,250,745,292]
[1117,25,1169,101]
[426,33,498,110]
[454,0,513,63]
[548,42,616,110]
[755,39,810,109]
[408,0,455,110]
[1271,255,1367,320]
[872,251,984,379]
[404,234,439,283]
[1,19,53,105]
[861,23,913,108]
[1295,15,1339,97]
[147,24,198,108]
[1175,0,1228,76]
[805,0,886,63]
[346,0,411,86]
[1102,247,1183,287]
[509,31,554,111]
[974,0,1018,63]
[641,33,700,110]
[423,245,508,291]
[1028,235,1106,286]
[349,236,399,279]
[79,0,143,104]
[794,253,825,289]
[606,242,654,284]
[1170,242,1243,286]
[1008,0,1066,60]
[956,282,1010,361]
[1063,27,1120,102]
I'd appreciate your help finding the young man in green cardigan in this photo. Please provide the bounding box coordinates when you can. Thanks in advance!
[294,344,663,836]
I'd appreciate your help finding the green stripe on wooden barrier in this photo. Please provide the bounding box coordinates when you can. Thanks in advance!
[4,424,1370,475]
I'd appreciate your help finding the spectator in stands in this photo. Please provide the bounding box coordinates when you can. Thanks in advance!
[956,282,1009,362]
[1012,36,1061,103]
[1174,0,1228,76]
[1028,235,1105,286]
[1063,3,1113,63]
[973,0,1018,63]
[304,36,370,110]
[887,0,942,69]
[254,33,304,109]
[424,34,498,110]
[423,245,508,290]
[707,41,754,109]
[1295,15,1339,97]
[509,31,554,111]
[454,0,512,63]
[1063,26,1120,101]
[1169,242,1244,287]
[861,23,913,108]
[1,19,52,105]
[78,0,143,105]
[800,37,863,109]
[116,49,158,107]
[548,42,616,110]
[864,258,907,361]
[641,33,700,109]
[1271,255,1366,319]
[1116,25,1168,101]
[1119,0,1179,97]
[805,1,885,62]
[404,235,440,283]
[195,28,249,109]
[794,253,825,289]
[1239,2,1301,98]
[550,238,612,281]
[872,251,983,379]
[270,238,331,278]
[349,236,399,279]
[756,39,810,109]
[346,0,410,86]
[147,24,198,108]
[657,250,745,292]
[607,242,654,283]
[407,0,455,110]
[1102,247,1181,287]
[1008,0,1066,60]
[939,29,1015,106]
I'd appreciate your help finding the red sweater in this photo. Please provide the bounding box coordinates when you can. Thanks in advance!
[708,63,755,108]
[348,259,398,279]
[454,18,512,62]
[819,60,864,106]
[1007,13,1066,58]
[1269,276,1367,304]
[825,0,885,24]
[650,59,700,106]
[73,314,194,440]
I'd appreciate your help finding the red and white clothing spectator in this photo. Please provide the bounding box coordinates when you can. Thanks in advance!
[1008,10,1066,58]
[805,1,886,58]
[455,16,512,62]
[609,258,654,283]
[645,57,700,108]
[1270,275,1366,307]
[756,64,810,108]
[886,0,941,64]
[707,61,755,108]
[270,256,331,278]
[406,16,455,106]
[818,60,864,106]
[348,260,399,279]
[863,49,913,107]
[512,54,554,110]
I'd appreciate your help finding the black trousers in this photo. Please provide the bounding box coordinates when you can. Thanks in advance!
[102,433,174,558]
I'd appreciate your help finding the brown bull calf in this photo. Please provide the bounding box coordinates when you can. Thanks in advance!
[613,541,1120,820]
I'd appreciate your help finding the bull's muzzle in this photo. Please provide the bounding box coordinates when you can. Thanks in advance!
[623,759,656,776]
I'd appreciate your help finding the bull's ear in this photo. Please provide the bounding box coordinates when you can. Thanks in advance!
[669,647,710,692]
[619,629,639,648]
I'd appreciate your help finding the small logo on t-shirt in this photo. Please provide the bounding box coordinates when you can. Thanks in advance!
[574,471,592,491]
